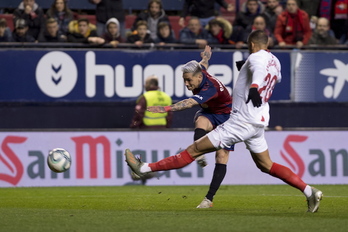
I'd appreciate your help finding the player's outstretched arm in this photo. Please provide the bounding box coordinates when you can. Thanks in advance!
[199,45,212,69]
[147,98,198,113]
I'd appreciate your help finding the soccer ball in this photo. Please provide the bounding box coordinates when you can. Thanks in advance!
[47,148,71,173]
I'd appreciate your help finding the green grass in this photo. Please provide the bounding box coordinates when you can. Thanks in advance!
[0,185,347,232]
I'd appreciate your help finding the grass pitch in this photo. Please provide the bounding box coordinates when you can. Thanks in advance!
[0,185,347,232]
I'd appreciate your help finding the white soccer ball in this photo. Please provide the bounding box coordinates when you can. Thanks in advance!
[47,148,71,173]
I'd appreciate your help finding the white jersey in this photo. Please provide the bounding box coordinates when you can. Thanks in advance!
[231,49,281,127]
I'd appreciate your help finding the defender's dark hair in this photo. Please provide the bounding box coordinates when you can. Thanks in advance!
[247,30,268,45]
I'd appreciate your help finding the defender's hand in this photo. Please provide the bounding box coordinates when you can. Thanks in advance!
[246,88,262,107]
[235,60,245,71]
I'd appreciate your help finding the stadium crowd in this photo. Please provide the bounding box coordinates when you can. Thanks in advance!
[0,0,348,48]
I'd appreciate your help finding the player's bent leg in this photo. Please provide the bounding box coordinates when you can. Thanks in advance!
[251,150,323,212]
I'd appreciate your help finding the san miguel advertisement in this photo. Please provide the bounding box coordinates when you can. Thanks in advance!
[0,131,347,187]
[0,50,291,102]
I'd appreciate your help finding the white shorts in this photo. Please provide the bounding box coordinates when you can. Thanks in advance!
[206,117,268,154]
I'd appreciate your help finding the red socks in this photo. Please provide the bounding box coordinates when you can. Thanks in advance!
[149,150,195,172]
[269,162,307,191]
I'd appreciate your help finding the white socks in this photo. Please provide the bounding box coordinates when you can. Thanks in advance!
[303,185,312,198]
[140,163,151,173]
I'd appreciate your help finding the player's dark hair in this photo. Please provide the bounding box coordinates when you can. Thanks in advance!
[247,30,268,45]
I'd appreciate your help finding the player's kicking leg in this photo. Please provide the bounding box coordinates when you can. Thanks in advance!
[125,136,217,177]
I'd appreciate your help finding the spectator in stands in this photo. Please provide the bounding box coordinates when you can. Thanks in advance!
[89,0,125,38]
[102,17,123,47]
[295,0,320,31]
[132,0,170,41]
[13,0,45,41]
[12,18,35,42]
[130,75,173,129]
[126,20,154,46]
[274,0,311,48]
[234,0,265,30]
[67,18,105,45]
[206,17,230,45]
[243,15,277,47]
[46,0,74,37]
[179,0,234,28]
[0,18,13,42]
[319,0,348,41]
[179,17,216,48]
[154,21,177,45]
[38,18,66,42]
[308,17,338,45]
[261,0,283,33]
[206,17,246,48]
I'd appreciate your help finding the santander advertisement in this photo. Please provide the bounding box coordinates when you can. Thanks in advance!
[0,131,347,187]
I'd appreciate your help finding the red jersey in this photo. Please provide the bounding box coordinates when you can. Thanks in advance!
[191,66,232,114]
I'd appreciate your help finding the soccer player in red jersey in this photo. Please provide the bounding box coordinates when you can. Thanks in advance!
[146,45,234,208]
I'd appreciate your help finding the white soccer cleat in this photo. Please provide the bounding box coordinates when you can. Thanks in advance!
[196,197,213,208]
[307,187,323,213]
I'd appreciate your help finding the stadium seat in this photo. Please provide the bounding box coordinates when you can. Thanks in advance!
[168,16,191,40]
[125,14,136,29]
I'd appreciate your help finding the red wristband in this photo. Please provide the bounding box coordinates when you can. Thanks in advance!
[250,84,259,89]
[163,106,172,112]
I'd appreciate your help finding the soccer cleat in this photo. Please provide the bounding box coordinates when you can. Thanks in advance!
[306,187,323,213]
[196,155,208,168]
[130,171,142,181]
[124,149,146,178]
[196,197,213,208]
[130,170,156,181]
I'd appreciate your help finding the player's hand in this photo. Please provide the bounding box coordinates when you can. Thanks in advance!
[235,60,245,71]
[147,106,166,113]
[246,88,262,107]
[200,45,212,60]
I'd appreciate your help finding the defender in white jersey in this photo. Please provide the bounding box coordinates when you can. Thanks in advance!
[207,44,281,153]
[125,30,323,213]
